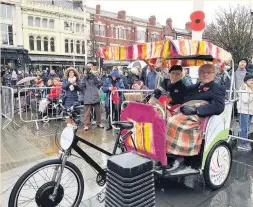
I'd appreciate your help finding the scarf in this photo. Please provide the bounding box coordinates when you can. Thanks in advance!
[68,76,77,91]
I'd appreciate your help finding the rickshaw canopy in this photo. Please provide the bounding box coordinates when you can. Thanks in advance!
[96,40,232,67]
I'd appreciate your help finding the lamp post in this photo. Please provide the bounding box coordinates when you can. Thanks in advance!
[82,0,88,65]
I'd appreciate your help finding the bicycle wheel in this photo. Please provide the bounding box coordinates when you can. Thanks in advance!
[9,159,84,207]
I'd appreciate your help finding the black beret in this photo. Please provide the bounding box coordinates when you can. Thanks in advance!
[169,65,183,73]
[239,58,248,65]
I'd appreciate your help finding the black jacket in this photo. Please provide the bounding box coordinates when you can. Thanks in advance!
[168,80,187,105]
[184,81,226,117]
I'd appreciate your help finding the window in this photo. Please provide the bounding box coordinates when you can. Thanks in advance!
[42,18,47,27]
[70,40,73,53]
[82,41,85,54]
[36,36,41,51]
[49,19,54,29]
[151,33,158,41]
[28,16,34,26]
[35,17,41,27]
[119,28,123,39]
[50,38,55,51]
[1,4,12,19]
[115,27,119,39]
[76,40,80,54]
[76,23,80,32]
[111,26,114,38]
[81,24,84,33]
[29,36,34,50]
[94,24,105,36]
[44,37,48,51]
[65,39,69,53]
[1,24,13,45]
[137,30,146,42]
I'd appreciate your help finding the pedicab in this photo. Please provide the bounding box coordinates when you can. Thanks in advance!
[98,39,235,189]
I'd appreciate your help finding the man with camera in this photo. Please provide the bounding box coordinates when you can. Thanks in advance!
[78,65,104,131]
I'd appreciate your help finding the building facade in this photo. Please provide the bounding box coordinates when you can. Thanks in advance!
[87,5,164,66]
[1,0,28,72]
[21,0,91,72]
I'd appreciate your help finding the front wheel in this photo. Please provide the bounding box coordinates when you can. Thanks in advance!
[203,141,232,190]
[9,159,84,207]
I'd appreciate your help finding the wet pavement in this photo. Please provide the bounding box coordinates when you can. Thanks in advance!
[1,117,253,207]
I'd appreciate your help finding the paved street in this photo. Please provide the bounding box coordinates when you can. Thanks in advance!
[1,117,253,207]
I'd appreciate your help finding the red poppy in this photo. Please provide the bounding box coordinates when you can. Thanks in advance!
[158,95,172,105]
[203,87,209,92]
[189,11,205,31]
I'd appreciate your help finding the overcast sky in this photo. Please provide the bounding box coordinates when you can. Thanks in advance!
[86,0,252,29]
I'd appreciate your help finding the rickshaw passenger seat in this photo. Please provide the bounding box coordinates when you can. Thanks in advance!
[199,117,209,134]
[112,121,134,130]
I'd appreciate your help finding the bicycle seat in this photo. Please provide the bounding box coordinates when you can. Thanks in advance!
[112,121,134,130]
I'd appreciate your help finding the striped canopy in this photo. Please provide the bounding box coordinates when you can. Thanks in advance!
[96,40,232,67]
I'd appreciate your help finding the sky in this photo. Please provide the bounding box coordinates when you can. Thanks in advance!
[86,0,252,29]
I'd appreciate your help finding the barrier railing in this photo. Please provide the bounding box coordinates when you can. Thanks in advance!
[229,90,253,146]
[18,87,64,127]
[1,86,14,129]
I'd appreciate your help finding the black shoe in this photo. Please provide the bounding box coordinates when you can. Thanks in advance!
[106,126,112,131]
[166,159,184,172]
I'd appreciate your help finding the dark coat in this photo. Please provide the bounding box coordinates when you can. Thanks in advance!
[47,73,58,81]
[102,76,125,108]
[168,80,188,105]
[62,79,80,108]
[184,81,226,117]
[78,74,102,105]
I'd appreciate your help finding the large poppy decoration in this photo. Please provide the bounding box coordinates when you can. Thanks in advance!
[189,11,205,31]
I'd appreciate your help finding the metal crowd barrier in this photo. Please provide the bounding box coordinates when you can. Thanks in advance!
[1,86,15,129]
[18,87,64,129]
[229,90,253,145]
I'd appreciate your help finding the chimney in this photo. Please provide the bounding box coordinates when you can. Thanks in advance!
[118,10,126,20]
[185,22,191,30]
[149,15,156,26]
[166,18,172,29]
[96,5,101,15]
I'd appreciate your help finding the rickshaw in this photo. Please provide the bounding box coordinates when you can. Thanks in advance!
[8,40,234,207]
[99,39,235,189]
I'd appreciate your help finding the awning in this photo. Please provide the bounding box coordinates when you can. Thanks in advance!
[96,40,232,66]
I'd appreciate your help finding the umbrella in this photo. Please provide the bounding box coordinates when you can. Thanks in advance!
[17,77,37,85]
[127,60,147,69]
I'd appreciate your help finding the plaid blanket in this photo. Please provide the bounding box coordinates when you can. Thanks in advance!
[166,114,202,156]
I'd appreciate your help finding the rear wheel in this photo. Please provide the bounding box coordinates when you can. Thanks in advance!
[203,142,232,190]
[9,159,84,207]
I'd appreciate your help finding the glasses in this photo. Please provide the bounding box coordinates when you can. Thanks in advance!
[199,71,215,75]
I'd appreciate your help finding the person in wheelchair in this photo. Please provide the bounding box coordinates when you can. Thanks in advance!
[165,64,226,172]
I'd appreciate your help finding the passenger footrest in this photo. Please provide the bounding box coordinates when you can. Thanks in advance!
[155,166,200,178]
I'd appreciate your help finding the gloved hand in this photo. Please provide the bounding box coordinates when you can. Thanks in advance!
[180,105,197,115]
[153,88,162,99]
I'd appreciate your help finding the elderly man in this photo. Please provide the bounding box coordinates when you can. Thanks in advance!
[167,63,226,172]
